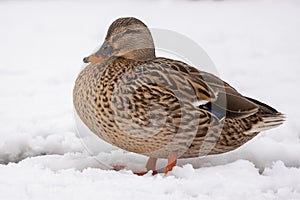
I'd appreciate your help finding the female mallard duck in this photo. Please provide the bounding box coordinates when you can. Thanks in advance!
[73,17,284,174]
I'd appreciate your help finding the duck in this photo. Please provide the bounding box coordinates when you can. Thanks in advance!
[73,17,285,175]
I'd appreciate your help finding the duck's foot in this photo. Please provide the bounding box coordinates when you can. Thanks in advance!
[112,157,158,176]
[164,152,178,174]
[134,170,158,176]
[112,165,126,171]
[133,157,158,176]
[113,153,178,175]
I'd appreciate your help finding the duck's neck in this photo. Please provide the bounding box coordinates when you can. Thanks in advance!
[121,48,156,61]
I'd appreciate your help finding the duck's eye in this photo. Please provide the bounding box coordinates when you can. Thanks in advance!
[102,45,113,57]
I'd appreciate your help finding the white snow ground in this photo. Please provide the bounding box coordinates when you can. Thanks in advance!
[1,0,300,199]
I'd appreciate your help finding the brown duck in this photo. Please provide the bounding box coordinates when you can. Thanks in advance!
[73,17,284,174]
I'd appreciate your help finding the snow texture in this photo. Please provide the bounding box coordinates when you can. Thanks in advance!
[0,0,300,199]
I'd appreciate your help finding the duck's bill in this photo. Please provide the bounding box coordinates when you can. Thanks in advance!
[83,54,105,63]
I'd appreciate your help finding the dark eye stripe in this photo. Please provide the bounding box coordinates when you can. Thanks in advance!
[95,42,114,57]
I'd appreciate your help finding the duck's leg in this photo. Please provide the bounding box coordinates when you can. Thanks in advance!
[146,157,158,172]
[134,157,158,176]
[164,152,178,174]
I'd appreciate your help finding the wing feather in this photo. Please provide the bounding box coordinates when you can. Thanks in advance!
[153,58,259,119]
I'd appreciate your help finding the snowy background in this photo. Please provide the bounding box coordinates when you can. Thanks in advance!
[1,0,300,199]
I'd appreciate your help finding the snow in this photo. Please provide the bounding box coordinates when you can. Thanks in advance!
[1,159,300,200]
[0,0,300,199]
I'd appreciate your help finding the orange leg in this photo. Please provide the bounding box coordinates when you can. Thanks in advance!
[146,157,158,172]
[164,152,178,174]
[134,157,158,176]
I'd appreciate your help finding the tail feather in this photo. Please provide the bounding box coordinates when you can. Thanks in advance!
[245,97,285,134]
[249,114,285,133]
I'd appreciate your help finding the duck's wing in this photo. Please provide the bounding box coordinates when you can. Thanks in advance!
[154,58,259,119]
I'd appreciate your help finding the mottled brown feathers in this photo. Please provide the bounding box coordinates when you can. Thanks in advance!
[73,17,284,159]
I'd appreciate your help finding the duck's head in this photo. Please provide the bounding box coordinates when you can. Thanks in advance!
[83,17,156,63]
